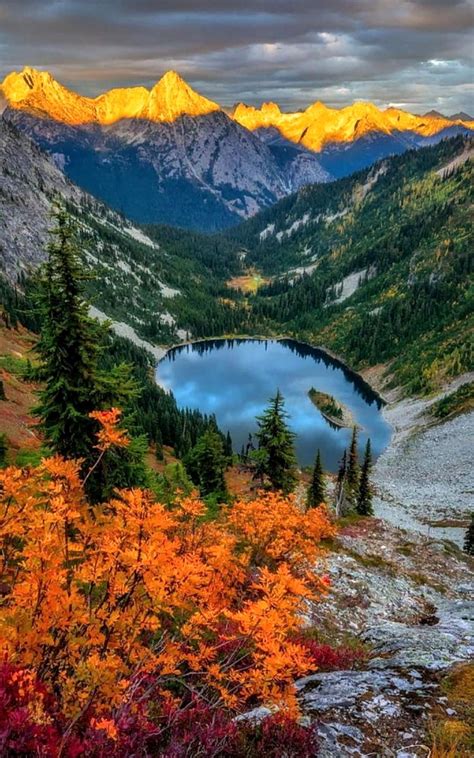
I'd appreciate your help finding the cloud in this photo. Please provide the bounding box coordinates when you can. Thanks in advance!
[0,0,472,114]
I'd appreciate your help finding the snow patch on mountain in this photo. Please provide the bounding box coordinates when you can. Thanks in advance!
[259,223,275,241]
[89,306,166,360]
[326,268,372,305]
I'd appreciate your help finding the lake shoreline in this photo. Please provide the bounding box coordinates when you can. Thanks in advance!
[155,334,389,406]
[155,335,392,470]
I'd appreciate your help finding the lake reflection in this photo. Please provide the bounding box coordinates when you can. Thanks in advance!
[156,338,392,470]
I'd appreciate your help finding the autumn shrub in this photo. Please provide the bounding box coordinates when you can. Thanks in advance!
[0,662,319,757]
[244,712,319,758]
[0,660,68,757]
[0,409,335,752]
[294,638,368,672]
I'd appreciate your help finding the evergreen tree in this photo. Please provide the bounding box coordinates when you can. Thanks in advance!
[0,378,6,401]
[184,429,229,499]
[255,390,297,494]
[224,430,233,460]
[335,449,349,516]
[33,207,141,499]
[0,433,7,467]
[347,426,360,501]
[337,449,347,490]
[33,208,105,460]
[464,512,474,556]
[356,439,373,516]
[307,449,326,509]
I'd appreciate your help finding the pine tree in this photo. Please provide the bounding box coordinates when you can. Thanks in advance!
[256,390,297,494]
[224,430,233,460]
[0,433,7,467]
[337,449,347,490]
[184,429,229,499]
[347,426,360,502]
[33,207,104,460]
[33,207,142,499]
[335,449,349,516]
[356,438,373,516]
[307,449,326,509]
[464,512,474,556]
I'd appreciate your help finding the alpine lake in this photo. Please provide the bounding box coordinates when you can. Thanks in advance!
[156,338,392,471]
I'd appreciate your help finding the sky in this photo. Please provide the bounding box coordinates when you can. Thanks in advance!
[0,0,473,115]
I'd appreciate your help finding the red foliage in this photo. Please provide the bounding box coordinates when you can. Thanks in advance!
[0,662,319,757]
[296,638,367,672]
[0,660,77,757]
[251,712,318,757]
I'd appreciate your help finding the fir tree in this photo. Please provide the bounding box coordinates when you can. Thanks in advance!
[347,426,360,502]
[255,390,297,494]
[0,433,7,467]
[337,449,347,490]
[356,438,373,516]
[185,429,229,499]
[307,449,326,509]
[224,430,233,460]
[335,449,349,516]
[33,207,104,460]
[464,512,474,556]
[33,207,141,499]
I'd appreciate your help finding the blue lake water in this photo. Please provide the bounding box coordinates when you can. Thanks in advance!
[156,338,392,470]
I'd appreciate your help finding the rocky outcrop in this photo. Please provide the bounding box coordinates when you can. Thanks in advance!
[242,518,474,756]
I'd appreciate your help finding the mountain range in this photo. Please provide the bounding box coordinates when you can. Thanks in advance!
[1,95,472,395]
[1,67,472,231]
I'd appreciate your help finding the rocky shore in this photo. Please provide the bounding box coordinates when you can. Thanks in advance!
[372,374,474,546]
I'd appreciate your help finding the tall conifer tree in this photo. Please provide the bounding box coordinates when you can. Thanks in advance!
[33,206,142,499]
[307,449,326,509]
[347,426,360,502]
[256,390,297,494]
[356,438,373,516]
[33,207,103,460]
[464,513,474,556]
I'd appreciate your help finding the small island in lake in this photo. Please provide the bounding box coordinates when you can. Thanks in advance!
[308,387,355,428]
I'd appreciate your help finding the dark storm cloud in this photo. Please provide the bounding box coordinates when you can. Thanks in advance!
[0,0,472,113]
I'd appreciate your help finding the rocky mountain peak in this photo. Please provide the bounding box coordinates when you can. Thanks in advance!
[146,70,220,121]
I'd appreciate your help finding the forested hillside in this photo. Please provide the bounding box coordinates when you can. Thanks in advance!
[223,136,473,393]
[2,121,472,395]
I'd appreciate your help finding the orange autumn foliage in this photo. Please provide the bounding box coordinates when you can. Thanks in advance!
[89,408,130,452]
[0,410,335,719]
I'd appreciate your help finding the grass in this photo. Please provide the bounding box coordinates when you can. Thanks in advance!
[226,270,269,294]
[14,446,50,467]
[429,663,474,756]
[0,354,30,377]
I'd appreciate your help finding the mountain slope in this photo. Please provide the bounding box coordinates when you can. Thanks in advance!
[1,68,329,230]
[0,118,247,345]
[223,136,474,393]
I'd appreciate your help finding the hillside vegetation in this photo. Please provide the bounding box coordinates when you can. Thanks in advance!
[223,136,473,393]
